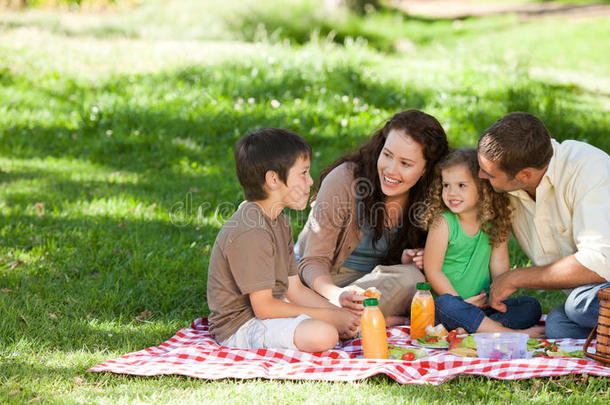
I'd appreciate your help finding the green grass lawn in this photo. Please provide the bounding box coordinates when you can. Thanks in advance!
[1,0,609,403]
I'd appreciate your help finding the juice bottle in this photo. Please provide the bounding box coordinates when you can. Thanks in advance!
[410,282,434,340]
[361,298,388,359]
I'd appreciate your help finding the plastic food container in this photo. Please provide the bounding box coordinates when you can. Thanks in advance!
[474,332,528,360]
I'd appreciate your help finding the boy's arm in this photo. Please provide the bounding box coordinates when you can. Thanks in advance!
[423,216,459,296]
[249,289,324,319]
[249,289,359,339]
[489,240,510,279]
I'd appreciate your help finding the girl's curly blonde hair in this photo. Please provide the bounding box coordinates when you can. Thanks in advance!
[417,148,512,246]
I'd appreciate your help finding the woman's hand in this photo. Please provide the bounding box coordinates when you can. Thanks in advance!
[464,290,489,308]
[338,288,366,315]
[401,248,424,269]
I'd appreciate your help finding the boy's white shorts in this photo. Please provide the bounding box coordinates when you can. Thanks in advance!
[220,314,310,350]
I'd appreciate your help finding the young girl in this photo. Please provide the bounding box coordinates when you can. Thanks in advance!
[419,148,544,337]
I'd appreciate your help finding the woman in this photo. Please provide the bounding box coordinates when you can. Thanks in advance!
[296,110,449,325]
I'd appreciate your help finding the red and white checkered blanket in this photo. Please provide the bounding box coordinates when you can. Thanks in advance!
[88,318,610,385]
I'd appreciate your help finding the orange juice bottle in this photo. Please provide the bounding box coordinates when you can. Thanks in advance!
[410,282,434,340]
[361,298,388,359]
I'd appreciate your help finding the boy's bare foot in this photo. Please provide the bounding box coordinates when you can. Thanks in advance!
[520,325,545,338]
[386,315,408,327]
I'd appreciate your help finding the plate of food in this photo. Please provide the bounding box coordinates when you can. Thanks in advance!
[388,345,428,361]
[411,325,478,357]
[412,324,450,348]
[528,338,585,359]
[413,335,450,349]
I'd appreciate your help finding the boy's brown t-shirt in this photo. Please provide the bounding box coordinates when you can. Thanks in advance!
[207,201,297,343]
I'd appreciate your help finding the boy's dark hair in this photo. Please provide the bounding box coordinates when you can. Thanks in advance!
[478,112,553,176]
[235,128,312,201]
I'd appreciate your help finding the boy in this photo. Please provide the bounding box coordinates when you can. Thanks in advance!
[207,128,359,352]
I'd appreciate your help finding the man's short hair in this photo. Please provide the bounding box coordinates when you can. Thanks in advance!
[478,112,553,176]
[235,128,312,201]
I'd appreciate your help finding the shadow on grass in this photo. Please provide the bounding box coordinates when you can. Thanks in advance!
[0,216,214,367]
[0,61,432,175]
[1,58,608,357]
[3,61,608,179]
[0,214,210,318]
[0,161,243,217]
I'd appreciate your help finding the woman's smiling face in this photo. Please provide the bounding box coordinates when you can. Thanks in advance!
[377,129,426,199]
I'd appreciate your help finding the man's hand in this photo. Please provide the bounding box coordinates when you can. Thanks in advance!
[489,271,518,313]
[338,289,365,315]
[402,248,424,269]
[464,290,489,308]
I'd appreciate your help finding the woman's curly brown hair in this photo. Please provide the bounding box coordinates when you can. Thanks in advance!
[417,148,512,246]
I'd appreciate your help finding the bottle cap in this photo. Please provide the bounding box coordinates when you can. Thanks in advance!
[416,282,431,290]
[363,298,378,307]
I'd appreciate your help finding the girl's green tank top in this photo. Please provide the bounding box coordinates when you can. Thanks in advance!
[441,211,492,299]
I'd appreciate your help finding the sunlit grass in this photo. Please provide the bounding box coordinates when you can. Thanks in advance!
[0,0,609,403]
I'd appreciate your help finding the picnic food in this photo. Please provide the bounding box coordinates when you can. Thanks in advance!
[529,338,585,358]
[388,344,427,360]
[425,324,448,338]
[527,338,555,351]
[361,298,388,359]
[410,283,434,339]
[402,352,415,361]
[447,331,463,350]
[347,287,380,304]
[415,329,477,351]
[448,347,478,357]
[416,335,449,348]
[532,349,585,358]
[364,287,381,299]
[474,332,528,360]
[459,334,477,349]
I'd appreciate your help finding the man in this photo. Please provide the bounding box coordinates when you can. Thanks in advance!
[477,112,610,338]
